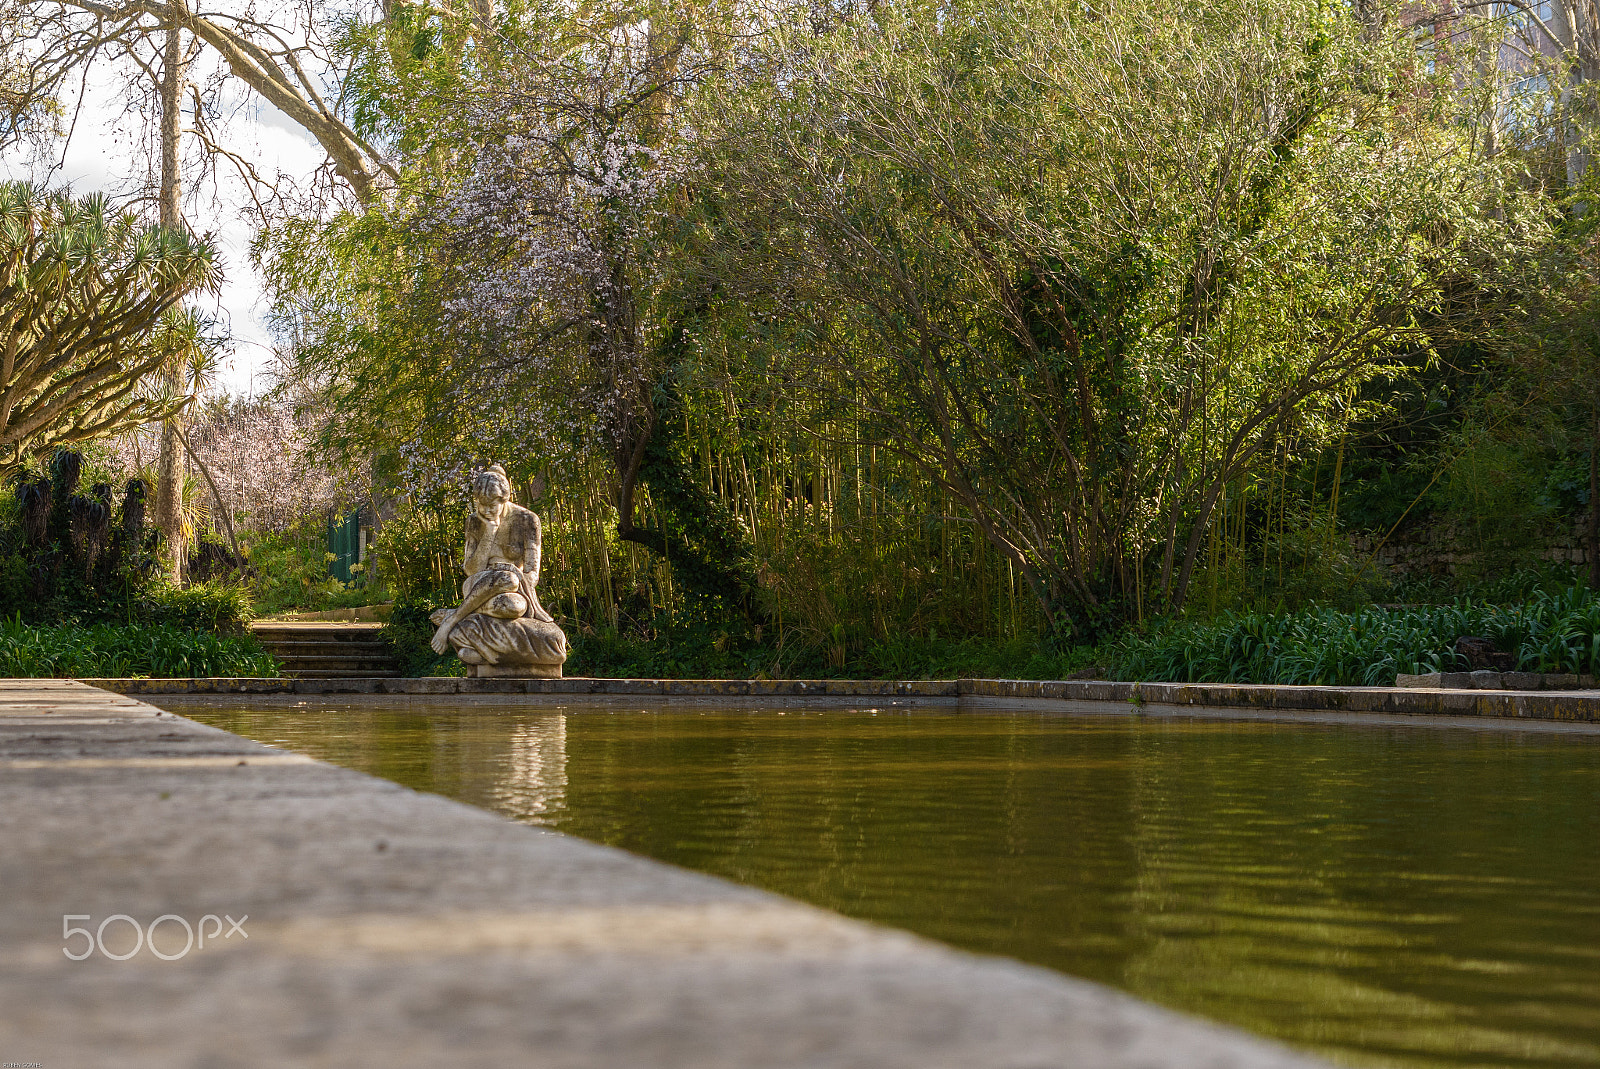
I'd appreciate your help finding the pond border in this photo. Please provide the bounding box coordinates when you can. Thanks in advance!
[2,679,1336,1069]
[75,676,1600,723]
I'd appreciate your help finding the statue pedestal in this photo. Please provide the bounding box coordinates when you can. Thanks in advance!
[468,663,563,679]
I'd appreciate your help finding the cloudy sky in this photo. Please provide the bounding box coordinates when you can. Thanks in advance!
[1,61,330,396]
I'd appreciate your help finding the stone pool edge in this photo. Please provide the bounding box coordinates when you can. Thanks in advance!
[0,679,1334,1069]
[79,675,1600,723]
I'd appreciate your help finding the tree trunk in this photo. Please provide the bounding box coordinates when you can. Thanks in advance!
[1553,0,1598,200]
[151,23,186,583]
[175,423,242,562]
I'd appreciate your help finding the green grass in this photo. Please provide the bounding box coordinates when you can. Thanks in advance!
[0,617,278,678]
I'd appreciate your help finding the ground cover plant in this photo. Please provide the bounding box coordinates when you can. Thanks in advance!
[0,617,275,678]
[1113,585,1600,686]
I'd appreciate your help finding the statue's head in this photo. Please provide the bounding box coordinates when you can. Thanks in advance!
[470,464,513,521]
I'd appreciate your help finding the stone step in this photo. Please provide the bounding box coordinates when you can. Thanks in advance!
[259,640,393,656]
[250,623,400,678]
[273,657,399,670]
[252,625,386,644]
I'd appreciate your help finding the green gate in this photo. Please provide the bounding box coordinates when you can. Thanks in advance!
[327,510,362,584]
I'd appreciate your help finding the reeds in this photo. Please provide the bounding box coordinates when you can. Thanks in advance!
[529,433,1048,661]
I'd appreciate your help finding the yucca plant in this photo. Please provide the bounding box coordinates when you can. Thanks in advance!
[0,181,218,477]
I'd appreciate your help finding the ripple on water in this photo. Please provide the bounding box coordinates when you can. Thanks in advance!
[180,704,1600,1069]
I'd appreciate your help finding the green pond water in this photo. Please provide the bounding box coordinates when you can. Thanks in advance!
[178,703,1600,1069]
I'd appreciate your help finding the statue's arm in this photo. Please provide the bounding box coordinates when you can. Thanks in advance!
[463,515,484,574]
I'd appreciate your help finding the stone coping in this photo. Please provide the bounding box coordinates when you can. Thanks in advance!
[1397,669,1598,690]
[254,604,393,623]
[73,675,1600,723]
[0,679,1333,1068]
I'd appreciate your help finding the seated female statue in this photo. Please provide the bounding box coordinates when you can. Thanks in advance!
[428,465,567,675]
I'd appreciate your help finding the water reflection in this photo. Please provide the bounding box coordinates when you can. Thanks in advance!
[494,715,568,821]
[180,705,1600,1069]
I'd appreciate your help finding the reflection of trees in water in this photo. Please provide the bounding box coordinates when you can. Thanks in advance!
[492,715,568,824]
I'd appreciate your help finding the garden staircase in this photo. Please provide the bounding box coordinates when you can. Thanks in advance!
[251,622,400,679]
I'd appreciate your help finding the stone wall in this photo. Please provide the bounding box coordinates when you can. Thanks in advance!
[1351,506,1596,577]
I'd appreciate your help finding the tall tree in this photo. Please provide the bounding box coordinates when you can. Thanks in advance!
[151,22,186,580]
[696,0,1543,636]
[21,0,411,575]
[25,0,397,204]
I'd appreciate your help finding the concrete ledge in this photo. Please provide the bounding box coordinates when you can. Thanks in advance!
[254,604,393,622]
[77,676,1600,722]
[1396,670,1597,690]
[0,680,1332,1068]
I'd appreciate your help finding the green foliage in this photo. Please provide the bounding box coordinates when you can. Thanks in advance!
[134,580,255,633]
[1182,514,1391,617]
[0,183,220,476]
[0,616,276,677]
[381,594,465,677]
[252,0,1589,659]
[0,449,260,635]
[565,626,1099,682]
[1387,562,1586,606]
[248,523,386,615]
[692,0,1542,636]
[1112,584,1600,685]
[366,501,459,603]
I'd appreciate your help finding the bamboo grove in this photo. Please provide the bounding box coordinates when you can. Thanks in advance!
[260,0,1594,662]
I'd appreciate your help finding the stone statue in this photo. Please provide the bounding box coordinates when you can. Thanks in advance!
[429,465,568,677]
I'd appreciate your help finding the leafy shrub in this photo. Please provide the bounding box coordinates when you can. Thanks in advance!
[248,524,384,615]
[135,580,255,633]
[368,503,460,601]
[381,595,465,677]
[0,617,277,678]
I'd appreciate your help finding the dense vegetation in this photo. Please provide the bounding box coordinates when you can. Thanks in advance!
[0,618,273,678]
[303,0,1599,679]
[0,449,271,677]
[1114,585,1600,687]
[15,0,1600,684]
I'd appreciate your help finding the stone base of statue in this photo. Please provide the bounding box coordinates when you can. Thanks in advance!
[430,609,568,679]
[468,662,563,679]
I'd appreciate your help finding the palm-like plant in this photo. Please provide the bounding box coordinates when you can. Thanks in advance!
[0,181,219,477]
